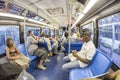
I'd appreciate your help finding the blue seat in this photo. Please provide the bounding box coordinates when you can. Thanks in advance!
[17,44,37,62]
[64,42,83,55]
[38,42,49,51]
[17,44,27,56]
[69,50,113,80]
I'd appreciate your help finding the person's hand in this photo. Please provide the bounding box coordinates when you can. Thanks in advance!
[72,50,77,53]
[72,50,78,58]
[7,56,13,60]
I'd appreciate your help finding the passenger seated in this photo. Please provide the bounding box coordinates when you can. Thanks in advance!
[62,32,69,46]
[71,30,80,39]
[39,33,53,56]
[6,37,30,70]
[26,30,49,70]
[62,29,96,71]
[42,33,52,52]
[51,37,59,55]
[40,33,58,56]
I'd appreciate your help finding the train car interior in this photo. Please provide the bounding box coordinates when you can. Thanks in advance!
[0,0,120,80]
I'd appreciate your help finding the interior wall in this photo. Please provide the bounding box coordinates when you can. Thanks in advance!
[80,1,120,47]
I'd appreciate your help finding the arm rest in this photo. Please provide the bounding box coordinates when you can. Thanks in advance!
[80,72,109,80]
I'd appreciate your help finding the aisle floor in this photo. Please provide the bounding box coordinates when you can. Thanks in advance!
[28,53,69,80]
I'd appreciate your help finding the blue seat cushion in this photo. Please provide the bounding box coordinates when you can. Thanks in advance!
[17,44,37,62]
[29,55,37,61]
[69,68,93,80]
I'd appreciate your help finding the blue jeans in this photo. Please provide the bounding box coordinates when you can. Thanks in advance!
[62,56,79,71]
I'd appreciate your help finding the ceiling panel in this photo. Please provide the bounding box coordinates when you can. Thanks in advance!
[2,0,112,28]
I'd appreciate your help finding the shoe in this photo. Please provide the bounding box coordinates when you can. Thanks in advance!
[45,59,51,62]
[38,65,46,70]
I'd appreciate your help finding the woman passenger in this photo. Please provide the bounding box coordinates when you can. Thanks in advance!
[6,37,30,70]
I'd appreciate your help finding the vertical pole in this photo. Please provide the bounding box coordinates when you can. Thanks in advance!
[66,0,72,54]
[23,14,29,57]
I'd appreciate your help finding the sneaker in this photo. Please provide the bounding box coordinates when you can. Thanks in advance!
[45,59,51,62]
[38,65,46,70]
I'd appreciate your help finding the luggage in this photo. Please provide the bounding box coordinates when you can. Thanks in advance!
[0,63,22,80]
[17,70,36,80]
[0,63,36,80]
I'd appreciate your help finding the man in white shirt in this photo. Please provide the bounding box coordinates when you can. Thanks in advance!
[62,29,96,71]
[26,30,48,70]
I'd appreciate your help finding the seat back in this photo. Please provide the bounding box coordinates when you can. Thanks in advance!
[17,44,27,56]
[89,50,113,76]
[38,42,49,51]
[17,44,37,62]
[64,42,83,54]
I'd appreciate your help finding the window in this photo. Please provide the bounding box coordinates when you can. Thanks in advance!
[115,24,120,40]
[50,29,55,37]
[0,25,20,54]
[98,12,120,68]
[42,28,50,35]
[102,26,112,38]
[59,29,63,36]
[24,26,40,41]
[26,11,36,19]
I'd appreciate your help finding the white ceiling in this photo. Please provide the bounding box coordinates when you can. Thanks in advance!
[3,0,113,28]
[3,0,86,27]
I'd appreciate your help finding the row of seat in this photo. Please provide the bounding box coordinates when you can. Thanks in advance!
[17,41,52,62]
[17,44,37,62]
[61,41,113,80]
[69,50,113,80]
[17,43,113,80]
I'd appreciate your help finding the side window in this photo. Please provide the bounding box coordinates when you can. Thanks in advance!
[98,12,120,68]
[0,25,20,54]
[50,29,55,37]
[42,28,50,35]
[24,26,40,41]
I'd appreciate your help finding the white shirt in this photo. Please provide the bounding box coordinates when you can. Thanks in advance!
[44,37,52,51]
[39,37,52,51]
[26,36,38,55]
[68,40,96,67]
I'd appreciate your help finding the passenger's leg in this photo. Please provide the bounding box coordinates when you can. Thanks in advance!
[52,44,58,55]
[33,48,48,70]
[63,56,70,62]
[62,61,79,71]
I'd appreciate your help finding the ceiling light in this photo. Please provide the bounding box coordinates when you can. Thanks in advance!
[71,0,99,28]
[0,12,55,28]
[83,0,98,13]
[27,18,54,28]
[71,13,84,28]
[0,12,24,19]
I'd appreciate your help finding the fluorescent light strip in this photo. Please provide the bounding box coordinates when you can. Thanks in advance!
[0,12,54,28]
[83,0,98,13]
[0,12,25,19]
[71,0,99,28]
[71,13,84,28]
